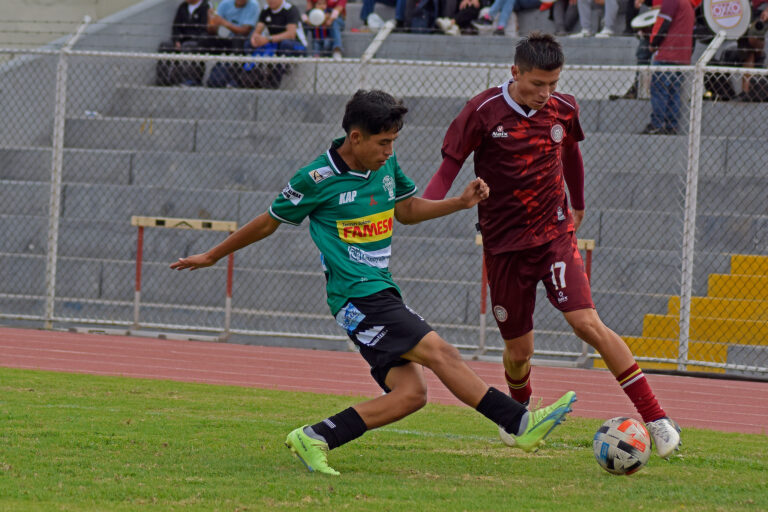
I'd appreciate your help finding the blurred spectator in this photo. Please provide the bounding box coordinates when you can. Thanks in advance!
[435,0,486,35]
[640,0,694,134]
[360,0,408,31]
[624,0,650,34]
[547,0,579,35]
[705,22,768,102]
[156,0,212,86]
[302,0,346,59]
[473,0,541,36]
[610,0,653,99]
[235,0,308,88]
[754,0,768,21]
[207,0,261,51]
[570,0,619,37]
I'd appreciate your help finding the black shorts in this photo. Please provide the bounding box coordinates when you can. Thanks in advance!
[334,288,433,392]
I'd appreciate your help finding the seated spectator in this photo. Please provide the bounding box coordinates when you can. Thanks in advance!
[570,0,619,37]
[237,0,308,88]
[754,0,768,22]
[302,0,346,59]
[410,0,440,32]
[206,0,260,51]
[547,0,579,35]
[473,0,541,35]
[156,0,212,86]
[436,0,489,35]
[610,0,654,99]
[360,0,408,31]
[705,22,768,102]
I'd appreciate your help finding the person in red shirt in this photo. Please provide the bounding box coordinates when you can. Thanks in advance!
[423,32,682,458]
[641,0,694,134]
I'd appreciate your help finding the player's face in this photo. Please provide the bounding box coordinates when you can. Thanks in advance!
[351,128,399,171]
[510,66,562,110]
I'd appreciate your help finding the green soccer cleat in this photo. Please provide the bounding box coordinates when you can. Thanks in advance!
[513,391,577,453]
[285,426,340,476]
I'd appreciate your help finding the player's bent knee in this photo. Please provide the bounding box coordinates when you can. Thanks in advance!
[571,319,605,344]
[505,352,532,367]
[390,385,428,414]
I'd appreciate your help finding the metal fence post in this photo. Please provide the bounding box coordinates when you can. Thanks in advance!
[43,16,91,328]
[678,32,726,370]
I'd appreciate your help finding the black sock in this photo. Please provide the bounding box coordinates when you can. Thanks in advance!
[476,387,528,435]
[308,407,368,450]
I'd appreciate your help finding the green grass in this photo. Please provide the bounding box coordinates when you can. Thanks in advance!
[1,367,766,512]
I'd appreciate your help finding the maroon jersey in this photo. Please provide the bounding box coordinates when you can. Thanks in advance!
[441,80,585,254]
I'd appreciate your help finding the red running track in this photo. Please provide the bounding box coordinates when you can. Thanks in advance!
[1,327,766,435]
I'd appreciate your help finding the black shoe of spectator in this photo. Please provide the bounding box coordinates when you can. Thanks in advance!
[474,15,492,26]
[641,124,667,135]
[461,25,479,35]
[493,27,505,35]
[609,84,637,100]
[393,19,408,33]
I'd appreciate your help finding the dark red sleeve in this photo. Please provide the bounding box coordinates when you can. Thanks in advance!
[562,141,585,210]
[423,101,484,200]
[564,100,585,145]
[440,101,484,166]
[422,156,462,200]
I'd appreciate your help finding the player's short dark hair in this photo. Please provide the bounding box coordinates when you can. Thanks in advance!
[342,90,408,135]
[514,32,565,73]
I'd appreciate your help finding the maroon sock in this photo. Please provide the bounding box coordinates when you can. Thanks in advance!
[505,369,532,407]
[617,363,666,423]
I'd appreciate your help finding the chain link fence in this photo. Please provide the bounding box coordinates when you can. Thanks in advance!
[1,28,766,377]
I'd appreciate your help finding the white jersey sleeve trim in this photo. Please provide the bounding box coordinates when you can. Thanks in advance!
[395,185,418,201]
[268,206,301,226]
[551,93,576,110]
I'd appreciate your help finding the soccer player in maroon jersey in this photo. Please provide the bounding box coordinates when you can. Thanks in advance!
[423,32,681,458]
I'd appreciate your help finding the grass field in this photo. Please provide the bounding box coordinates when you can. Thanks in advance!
[1,367,766,512]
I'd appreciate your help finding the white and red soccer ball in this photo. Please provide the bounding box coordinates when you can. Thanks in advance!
[593,417,652,475]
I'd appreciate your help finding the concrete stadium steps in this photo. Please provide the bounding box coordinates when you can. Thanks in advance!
[0,147,134,184]
[593,336,729,373]
[708,274,768,301]
[667,295,768,321]
[109,85,259,122]
[643,314,768,345]
[107,86,469,128]
[731,254,768,275]
[601,252,768,373]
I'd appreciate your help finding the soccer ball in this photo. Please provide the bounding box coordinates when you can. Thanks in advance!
[308,8,326,26]
[593,417,651,475]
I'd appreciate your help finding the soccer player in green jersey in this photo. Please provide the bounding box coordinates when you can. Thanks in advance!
[171,89,577,475]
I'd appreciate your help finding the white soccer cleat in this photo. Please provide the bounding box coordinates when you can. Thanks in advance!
[499,425,517,447]
[646,417,681,458]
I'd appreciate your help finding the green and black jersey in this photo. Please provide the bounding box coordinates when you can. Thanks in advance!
[269,137,418,315]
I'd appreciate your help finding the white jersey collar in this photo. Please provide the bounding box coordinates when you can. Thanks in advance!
[501,78,539,118]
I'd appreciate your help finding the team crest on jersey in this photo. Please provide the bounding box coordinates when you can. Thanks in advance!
[493,305,508,322]
[551,124,564,143]
[382,175,395,201]
[309,166,334,184]
[492,124,508,138]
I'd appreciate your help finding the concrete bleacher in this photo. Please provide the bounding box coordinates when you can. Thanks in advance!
[1,0,766,364]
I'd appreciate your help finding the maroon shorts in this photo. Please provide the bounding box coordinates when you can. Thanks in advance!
[485,231,594,340]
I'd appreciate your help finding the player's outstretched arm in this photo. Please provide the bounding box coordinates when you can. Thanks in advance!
[395,178,489,225]
[170,212,280,271]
